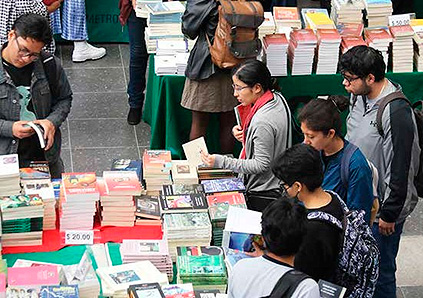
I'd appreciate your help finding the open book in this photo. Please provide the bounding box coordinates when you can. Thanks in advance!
[27,122,46,149]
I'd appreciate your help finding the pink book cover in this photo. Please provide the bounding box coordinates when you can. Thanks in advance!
[264,34,289,47]
[62,172,98,195]
[8,266,60,286]
[389,25,414,37]
[273,7,299,21]
[365,28,393,42]
[290,29,318,44]
[337,22,364,37]
[341,36,366,48]
[207,192,246,207]
[103,171,142,194]
[317,29,341,41]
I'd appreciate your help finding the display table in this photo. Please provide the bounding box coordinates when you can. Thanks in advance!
[143,55,423,159]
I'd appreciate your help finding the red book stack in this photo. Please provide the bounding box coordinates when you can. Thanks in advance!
[288,29,318,75]
[263,33,289,76]
[315,29,342,74]
[389,25,414,72]
[364,27,392,70]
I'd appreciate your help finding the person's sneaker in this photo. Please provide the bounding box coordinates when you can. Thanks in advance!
[127,108,142,125]
[72,42,106,62]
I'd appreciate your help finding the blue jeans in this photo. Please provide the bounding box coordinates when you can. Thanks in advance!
[372,220,405,298]
[127,10,148,109]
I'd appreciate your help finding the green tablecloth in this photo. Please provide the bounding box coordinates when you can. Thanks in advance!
[143,55,423,159]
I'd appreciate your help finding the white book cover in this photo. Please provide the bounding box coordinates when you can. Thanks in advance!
[224,206,262,234]
[182,137,209,167]
[0,154,19,178]
[121,239,169,256]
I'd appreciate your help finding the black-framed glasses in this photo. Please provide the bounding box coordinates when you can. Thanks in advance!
[279,180,292,196]
[232,84,250,92]
[341,72,360,84]
[14,37,40,59]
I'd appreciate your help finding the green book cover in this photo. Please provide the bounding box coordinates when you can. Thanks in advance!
[177,254,226,278]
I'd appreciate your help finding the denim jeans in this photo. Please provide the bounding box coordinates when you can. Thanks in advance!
[372,220,405,298]
[127,10,148,109]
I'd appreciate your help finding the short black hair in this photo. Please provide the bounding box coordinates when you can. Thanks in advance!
[261,196,307,256]
[272,143,323,191]
[232,59,274,91]
[339,45,385,82]
[12,13,52,45]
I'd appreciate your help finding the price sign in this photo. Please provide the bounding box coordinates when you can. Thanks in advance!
[388,14,410,27]
[65,230,94,245]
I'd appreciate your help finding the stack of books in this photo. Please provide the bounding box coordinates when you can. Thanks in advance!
[135,195,161,225]
[155,40,190,75]
[97,261,168,298]
[330,0,365,25]
[176,246,227,292]
[315,29,342,74]
[163,212,212,261]
[288,29,318,75]
[155,55,178,76]
[259,12,276,40]
[364,27,392,69]
[159,184,208,215]
[143,150,172,194]
[337,22,364,37]
[207,192,247,246]
[120,239,173,281]
[175,52,190,75]
[273,7,301,37]
[390,25,414,73]
[263,33,289,76]
[156,39,188,56]
[0,194,44,247]
[60,173,99,231]
[341,35,367,53]
[197,167,235,181]
[411,19,423,71]
[171,160,198,185]
[365,0,392,27]
[0,154,20,196]
[304,11,336,31]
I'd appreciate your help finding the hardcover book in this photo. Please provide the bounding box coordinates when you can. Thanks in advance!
[159,193,208,213]
[200,178,245,194]
[135,195,161,219]
[162,184,204,196]
[207,192,247,220]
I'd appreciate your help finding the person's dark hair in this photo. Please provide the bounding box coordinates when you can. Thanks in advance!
[339,45,385,82]
[12,13,52,45]
[272,143,323,191]
[232,59,278,91]
[261,196,307,256]
[298,95,349,136]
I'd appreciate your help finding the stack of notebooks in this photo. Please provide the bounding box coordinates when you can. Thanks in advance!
[97,261,168,298]
[304,11,336,31]
[135,195,161,225]
[330,0,365,25]
[0,154,20,196]
[176,246,227,292]
[0,194,44,247]
[288,29,318,75]
[60,172,99,230]
[207,192,247,246]
[390,25,414,73]
[163,212,212,261]
[365,0,392,27]
[259,12,276,40]
[171,160,198,185]
[273,7,301,37]
[120,239,173,281]
[159,184,208,214]
[315,29,342,74]
[263,33,289,76]
[411,19,423,71]
[143,150,172,194]
[364,27,392,70]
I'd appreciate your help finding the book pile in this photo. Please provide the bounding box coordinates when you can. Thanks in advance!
[197,167,235,181]
[7,265,60,295]
[390,25,414,73]
[135,195,161,225]
[111,159,143,182]
[143,150,172,194]
[337,22,364,37]
[176,52,190,75]
[259,12,276,40]
[315,29,342,74]
[263,33,289,76]
[0,194,44,247]
[160,184,208,214]
[0,154,20,196]
[60,172,99,230]
[155,55,177,76]
[223,247,252,276]
[97,261,168,298]
[411,19,423,71]
[207,192,247,246]
[365,0,392,27]
[163,212,212,261]
[364,27,392,69]
[330,0,365,25]
[304,11,336,31]
[171,160,198,185]
[155,40,190,75]
[288,29,318,75]
[200,177,246,194]
[273,7,301,37]
[176,246,227,292]
[120,239,173,281]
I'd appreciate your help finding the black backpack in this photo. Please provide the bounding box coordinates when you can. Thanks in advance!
[262,270,310,298]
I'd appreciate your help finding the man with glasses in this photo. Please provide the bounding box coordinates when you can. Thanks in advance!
[340,45,420,298]
[0,13,72,178]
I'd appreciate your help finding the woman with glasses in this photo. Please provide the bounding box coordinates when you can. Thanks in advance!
[298,95,375,224]
[201,60,291,211]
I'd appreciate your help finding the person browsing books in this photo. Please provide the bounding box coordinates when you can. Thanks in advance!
[0,14,72,178]
[201,60,292,212]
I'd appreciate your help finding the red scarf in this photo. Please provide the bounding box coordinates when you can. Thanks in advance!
[240,90,274,159]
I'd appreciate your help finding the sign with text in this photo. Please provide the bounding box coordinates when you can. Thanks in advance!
[389,14,411,27]
[65,230,94,245]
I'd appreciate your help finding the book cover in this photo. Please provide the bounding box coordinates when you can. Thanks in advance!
[146,1,185,15]
[111,159,143,181]
[273,7,299,21]
[162,184,205,196]
[222,247,252,269]
[0,194,43,211]
[182,137,208,167]
[336,22,364,37]
[162,284,195,298]
[317,29,341,41]
[200,178,245,194]
[62,172,98,195]
[171,160,198,181]
[143,150,172,170]
[0,154,19,177]
[389,25,414,37]
[135,195,161,219]
[364,28,393,42]
[290,29,318,44]
[233,104,250,127]
[163,212,211,230]
[177,246,224,257]
[20,161,50,180]
[318,279,347,298]
[225,231,264,252]
[194,290,220,298]
[128,283,165,298]
[40,285,79,298]
[103,171,142,195]
[8,266,60,286]
[177,254,226,277]
[159,193,208,213]
[207,192,247,220]
[27,122,46,149]
[121,239,169,256]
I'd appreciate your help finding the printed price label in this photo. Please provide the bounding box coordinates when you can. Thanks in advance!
[65,230,94,245]
[388,14,410,27]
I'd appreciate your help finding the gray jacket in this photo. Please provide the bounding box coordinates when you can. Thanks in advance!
[214,92,291,192]
[0,53,72,163]
[346,81,420,224]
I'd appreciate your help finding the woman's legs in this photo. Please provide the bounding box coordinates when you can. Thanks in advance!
[190,111,210,141]
[219,111,236,154]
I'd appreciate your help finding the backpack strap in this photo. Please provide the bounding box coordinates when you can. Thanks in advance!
[376,91,410,138]
[340,142,358,189]
[40,51,58,99]
[265,270,310,298]
[307,211,343,230]
[275,91,292,149]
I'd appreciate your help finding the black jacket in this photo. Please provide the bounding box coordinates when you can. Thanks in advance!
[182,0,218,80]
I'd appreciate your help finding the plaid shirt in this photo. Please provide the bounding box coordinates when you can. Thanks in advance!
[0,0,55,53]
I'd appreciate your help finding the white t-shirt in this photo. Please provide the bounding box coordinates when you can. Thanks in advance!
[228,255,320,298]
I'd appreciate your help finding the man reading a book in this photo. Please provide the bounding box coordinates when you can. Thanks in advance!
[0,13,72,178]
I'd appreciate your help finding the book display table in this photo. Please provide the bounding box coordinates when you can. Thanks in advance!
[143,55,423,159]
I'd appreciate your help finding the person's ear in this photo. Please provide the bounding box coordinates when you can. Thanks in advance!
[366,73,376,85]
[327,129,336,139]
[7,30,15,42]
[293,181,302,193]
[253,83,263,94]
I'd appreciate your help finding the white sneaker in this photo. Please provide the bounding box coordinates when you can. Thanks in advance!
[72,42,106,62]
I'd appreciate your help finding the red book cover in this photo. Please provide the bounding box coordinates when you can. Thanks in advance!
[8,266,60,286]
[337,22,364,37]
[290,29,318,44]
[365,28,393,42]
[62,172,98,195]
[143,150,172,169]
[206,192,246,207]
[389,25,414,37]
[317,29,341,41]
[264,33,289,46]
[341,36,367,49]
[234,104,251,127]
[103,171,142,195]
[273,7,299,21]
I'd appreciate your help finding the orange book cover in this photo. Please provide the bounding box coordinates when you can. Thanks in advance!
[317,29,341,41]
[62,172,98,195]
[273,7,299,21]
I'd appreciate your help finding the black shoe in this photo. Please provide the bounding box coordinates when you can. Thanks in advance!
[127,108,142,125]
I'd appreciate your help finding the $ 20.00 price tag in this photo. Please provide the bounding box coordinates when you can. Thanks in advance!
[65,230,94,245]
